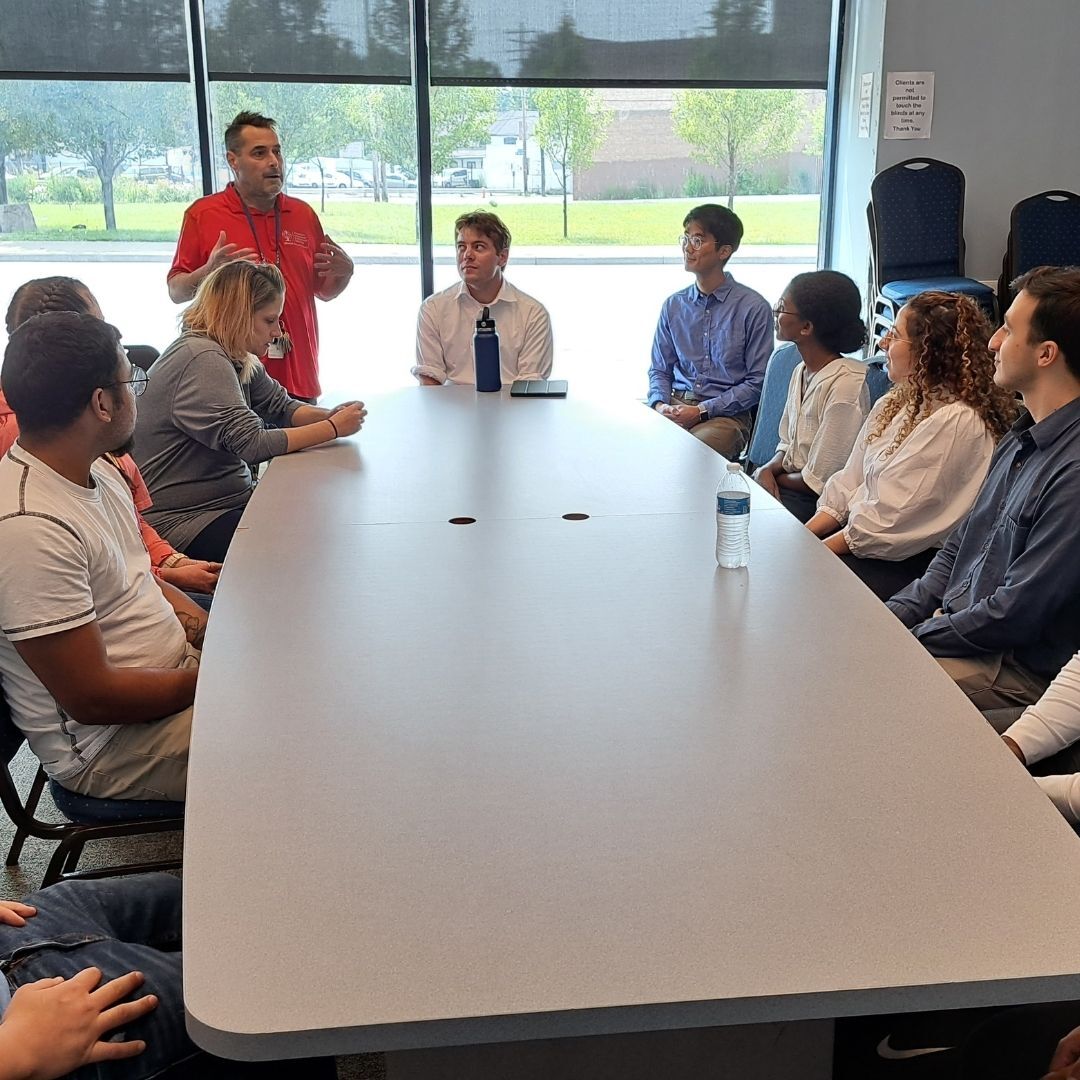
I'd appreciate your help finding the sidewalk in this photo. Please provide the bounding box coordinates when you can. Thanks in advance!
[0,240,817,267]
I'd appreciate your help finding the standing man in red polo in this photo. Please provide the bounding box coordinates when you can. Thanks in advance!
[167,111,354,401]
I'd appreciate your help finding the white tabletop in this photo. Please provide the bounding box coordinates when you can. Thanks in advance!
[184,387,1080,1059]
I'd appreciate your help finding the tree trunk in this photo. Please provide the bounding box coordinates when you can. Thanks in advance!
[318,164,326,213]
[540,148,547,197]
[727,149,737,211]
[562,184,568,239]
[0,155,7,205]
[102,171,117,230]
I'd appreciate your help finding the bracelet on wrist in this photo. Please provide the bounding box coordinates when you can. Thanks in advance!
[327,416,340,438]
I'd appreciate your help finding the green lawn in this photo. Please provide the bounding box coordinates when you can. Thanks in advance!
[2,196,820,247]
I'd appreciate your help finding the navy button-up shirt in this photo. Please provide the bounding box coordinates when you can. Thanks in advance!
[647,275,773,419]
[887,395,1080,679]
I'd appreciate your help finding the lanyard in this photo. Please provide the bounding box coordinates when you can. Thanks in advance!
[235,185,281,267]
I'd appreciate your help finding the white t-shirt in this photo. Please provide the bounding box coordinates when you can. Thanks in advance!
[0,446,188,782]
[412,278,554,386]
[776,357,870,495]
[817,398,996,560]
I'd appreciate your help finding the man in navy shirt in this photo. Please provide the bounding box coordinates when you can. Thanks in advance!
[887,266,1080,711]
[647,204,773,459]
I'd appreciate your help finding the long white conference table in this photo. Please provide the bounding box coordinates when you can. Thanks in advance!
[184,386,1080,1076]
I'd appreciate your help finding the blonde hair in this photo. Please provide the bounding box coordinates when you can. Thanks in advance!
[182,261,285,381]
[868,291,1018,457]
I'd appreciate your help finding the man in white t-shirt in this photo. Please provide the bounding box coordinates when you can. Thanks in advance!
[412,210,553,386]
[0,311,204,801]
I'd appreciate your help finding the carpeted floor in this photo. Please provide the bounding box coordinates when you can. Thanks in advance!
[0,744,384,1079]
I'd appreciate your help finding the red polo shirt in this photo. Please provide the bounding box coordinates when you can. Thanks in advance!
[169,184,327,398]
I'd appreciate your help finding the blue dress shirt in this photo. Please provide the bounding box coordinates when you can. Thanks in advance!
[647,274,773,418]
[887,395,1080,679]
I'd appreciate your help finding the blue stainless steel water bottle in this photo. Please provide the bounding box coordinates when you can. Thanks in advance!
[474,306,501,392]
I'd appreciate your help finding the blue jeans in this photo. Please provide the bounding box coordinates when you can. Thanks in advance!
[0,874,193,1079]
[0,875,337,1079]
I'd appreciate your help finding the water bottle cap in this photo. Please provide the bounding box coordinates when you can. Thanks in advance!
[726,462,743,472]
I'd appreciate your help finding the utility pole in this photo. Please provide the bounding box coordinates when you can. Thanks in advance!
[520,88,529,196]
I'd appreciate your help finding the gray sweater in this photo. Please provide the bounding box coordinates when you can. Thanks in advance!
[133,333,302,550]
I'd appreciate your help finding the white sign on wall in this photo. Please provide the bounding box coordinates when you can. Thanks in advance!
[883,71,934,139]
[858,72,874,139]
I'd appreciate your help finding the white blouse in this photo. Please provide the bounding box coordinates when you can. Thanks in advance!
[777,356,870,494]
[1004,651,1080,827]
[817,398,995,561]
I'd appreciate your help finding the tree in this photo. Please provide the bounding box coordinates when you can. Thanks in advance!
[518,16,590,81]
[343,85,494,204]
[54,82,187,230]
[0,85,57,205]
[213,83,354,212]
[367,0,499,79]
[673,89,803,210]
[534,89,611,239]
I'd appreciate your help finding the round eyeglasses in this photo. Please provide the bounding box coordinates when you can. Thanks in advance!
[106,365,149,397]
[678,234,719,251]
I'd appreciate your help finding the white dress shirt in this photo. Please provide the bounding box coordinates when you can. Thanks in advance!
[412,278,553,386]
[817,398,995,560]
[1004,652,1080,827]
[777,357,869,494]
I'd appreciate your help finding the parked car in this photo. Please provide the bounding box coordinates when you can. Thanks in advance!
[288,164,350,189]
[340,168,373,188]
[435,168,470,188]
[50,164,97,180]
[137,165,185,184]
[385,172,417,189]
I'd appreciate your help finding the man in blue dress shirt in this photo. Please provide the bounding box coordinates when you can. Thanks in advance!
[887,266,1080,710]
[647,204,773,458]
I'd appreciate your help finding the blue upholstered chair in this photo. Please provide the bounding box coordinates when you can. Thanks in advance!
[998,190,1080,309]
[745,343,801,471]
[868,158,996,339]
[864,357,893,407]
[0,686,183,887]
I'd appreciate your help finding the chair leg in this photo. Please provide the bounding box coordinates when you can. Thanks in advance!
[43,834,86,888]
[6,767,47,866]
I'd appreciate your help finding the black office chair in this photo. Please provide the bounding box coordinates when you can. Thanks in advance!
[997,190,1080,309]
[745,343,801,472]
[868,158,996,338]
[125,345,160,372]
[0,686,184,887]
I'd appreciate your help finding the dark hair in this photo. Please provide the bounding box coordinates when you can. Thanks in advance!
[2,312,124,436]
[785,270,867,354]
[682,204,743,253]
[224,110,278,154]
[454,210,511,252]
[5,276,98,334]
[1011,265,1080,380]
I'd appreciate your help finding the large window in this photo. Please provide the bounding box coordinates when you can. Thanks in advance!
[0,1,837,399]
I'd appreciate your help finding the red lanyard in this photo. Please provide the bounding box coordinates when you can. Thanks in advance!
[235,184,282,267]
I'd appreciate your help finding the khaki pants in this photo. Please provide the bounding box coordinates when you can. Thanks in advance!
[672,392,752,459]
[62,646,199,802]
[936,652,1049,712]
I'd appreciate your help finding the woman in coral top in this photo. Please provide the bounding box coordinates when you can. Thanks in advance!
[3,277,221,603]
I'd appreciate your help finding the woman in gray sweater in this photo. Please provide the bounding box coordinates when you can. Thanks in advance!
[134,261,365,561]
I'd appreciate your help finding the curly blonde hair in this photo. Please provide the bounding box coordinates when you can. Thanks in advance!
[868,292,1018,456]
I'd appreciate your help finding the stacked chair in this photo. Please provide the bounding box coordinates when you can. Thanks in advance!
[867,157,996,340]
[998,190,1080,308]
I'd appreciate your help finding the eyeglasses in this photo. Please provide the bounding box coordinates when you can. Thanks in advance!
[105,366,149,397]
[878,326,914,347]
[772,302,802,319]
[678,234,719,251]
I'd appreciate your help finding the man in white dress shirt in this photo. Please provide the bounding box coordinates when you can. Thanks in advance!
[413,211,553,386]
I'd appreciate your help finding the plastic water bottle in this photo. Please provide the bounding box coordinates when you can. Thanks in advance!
[715,462,751,568]
[474,306,501,392]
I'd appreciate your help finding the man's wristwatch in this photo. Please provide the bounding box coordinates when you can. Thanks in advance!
[697,407,709,425]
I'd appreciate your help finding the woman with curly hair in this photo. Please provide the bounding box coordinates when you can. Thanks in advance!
[807,291,1019,599]
[752,270,871,521]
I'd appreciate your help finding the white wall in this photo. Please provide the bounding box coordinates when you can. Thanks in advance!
[830,0,1080,286]
[828,0,888,291]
